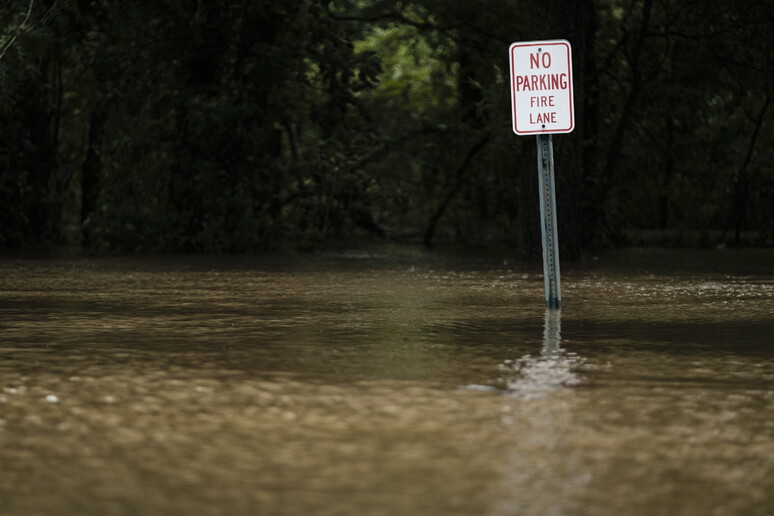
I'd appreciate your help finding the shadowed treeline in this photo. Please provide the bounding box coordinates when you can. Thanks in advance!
[1,0,772,254]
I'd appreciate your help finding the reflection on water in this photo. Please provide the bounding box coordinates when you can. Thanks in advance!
[0,247,773,515]
[500,310,585,398]
[464,310,586,398]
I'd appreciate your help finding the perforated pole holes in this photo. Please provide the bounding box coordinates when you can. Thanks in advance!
[536,134,562,309]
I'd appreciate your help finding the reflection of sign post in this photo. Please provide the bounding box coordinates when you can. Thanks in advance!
[509,39,575,309]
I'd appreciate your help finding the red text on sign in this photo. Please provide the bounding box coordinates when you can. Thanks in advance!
[530,112,557,124]
[530,96,555,107]
[514,73,568,92]
[530,52,552,69]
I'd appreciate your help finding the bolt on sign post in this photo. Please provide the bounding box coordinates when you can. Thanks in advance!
[509,39,575,309]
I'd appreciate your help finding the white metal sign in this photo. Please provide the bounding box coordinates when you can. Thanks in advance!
[509,39,574,135]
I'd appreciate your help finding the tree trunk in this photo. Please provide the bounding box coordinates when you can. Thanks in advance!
[591,0,653,245]
[520,0,592,260]
[58,49,97,247]
[733,95,769,246]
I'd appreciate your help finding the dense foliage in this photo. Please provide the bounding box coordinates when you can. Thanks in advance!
[1,0,772,254]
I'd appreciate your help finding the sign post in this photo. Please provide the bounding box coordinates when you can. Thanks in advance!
[509,39,574,309]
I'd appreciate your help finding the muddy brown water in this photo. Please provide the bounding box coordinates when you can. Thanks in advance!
[1,246,772,515]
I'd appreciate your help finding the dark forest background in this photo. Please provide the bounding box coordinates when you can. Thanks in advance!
[1,0,772,256]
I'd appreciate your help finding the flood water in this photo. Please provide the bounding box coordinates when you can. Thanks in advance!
[1,246,772,515]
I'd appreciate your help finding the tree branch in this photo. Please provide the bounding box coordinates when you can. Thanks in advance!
[0,0,34,61]
[328,10,456,33]
[0,0,59,62]
[423,131,491,247]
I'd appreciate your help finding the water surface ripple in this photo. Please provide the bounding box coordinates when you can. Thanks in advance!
[0,248,772,515]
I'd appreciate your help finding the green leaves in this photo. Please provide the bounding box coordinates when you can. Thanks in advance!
[1,0,773,251]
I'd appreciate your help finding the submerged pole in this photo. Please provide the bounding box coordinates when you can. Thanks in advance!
[536,134,562,309]
[541,308,562,357]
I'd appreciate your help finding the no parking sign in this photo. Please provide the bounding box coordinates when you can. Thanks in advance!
[509,39,575,135]
[508,39,575,308]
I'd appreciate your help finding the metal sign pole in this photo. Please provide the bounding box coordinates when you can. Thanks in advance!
[536,134,562,309]
[510,39,572,309]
